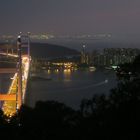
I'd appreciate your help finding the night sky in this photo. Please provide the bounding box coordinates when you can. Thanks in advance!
[0,0,140,41]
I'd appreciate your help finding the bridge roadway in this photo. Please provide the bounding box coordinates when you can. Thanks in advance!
[0,54,30,117]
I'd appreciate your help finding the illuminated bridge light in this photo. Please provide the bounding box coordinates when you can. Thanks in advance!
[0,34,30,118]
[2,55,30,117]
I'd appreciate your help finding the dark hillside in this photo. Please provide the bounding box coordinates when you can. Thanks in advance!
[30,43,80,58]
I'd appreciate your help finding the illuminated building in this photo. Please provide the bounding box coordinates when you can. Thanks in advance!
[81,45,89,64]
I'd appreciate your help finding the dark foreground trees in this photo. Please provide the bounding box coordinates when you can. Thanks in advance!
[0,55,139,139]
[0,91,138,139]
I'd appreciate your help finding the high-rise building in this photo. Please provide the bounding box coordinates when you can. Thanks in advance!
[81,45,89,64]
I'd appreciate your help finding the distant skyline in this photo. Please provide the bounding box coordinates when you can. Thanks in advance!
[1,0,140,42]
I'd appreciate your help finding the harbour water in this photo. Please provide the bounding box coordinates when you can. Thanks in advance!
[26,69,117,110]
[0,74,13,108]
[0,74,12,93]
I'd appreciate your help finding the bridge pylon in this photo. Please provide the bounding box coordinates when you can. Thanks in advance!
[0,33,31,116]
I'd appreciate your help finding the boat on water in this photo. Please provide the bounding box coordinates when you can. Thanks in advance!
[89,66,96,71]
[105,79,108,83]
[105,66,112,70]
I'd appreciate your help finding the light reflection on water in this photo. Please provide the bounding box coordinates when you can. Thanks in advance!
[26,69,117,110]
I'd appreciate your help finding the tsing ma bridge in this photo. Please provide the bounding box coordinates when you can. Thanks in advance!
[0,34,30,117]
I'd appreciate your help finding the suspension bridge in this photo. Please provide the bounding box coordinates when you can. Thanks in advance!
[0,34,30,117]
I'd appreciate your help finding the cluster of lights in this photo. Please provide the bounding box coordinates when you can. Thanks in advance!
[22,56,30,103]
[0,52,18,58]
[2,73,18,117]
[2,54,30,117]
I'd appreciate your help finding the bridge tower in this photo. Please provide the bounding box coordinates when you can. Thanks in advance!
[16,32,31,110]
[16,35,22,110]
[0,33,31,116]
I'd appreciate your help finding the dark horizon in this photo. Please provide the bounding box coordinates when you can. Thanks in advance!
[1,0,140,43]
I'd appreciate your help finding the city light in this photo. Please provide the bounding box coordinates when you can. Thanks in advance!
[2,54,30,117]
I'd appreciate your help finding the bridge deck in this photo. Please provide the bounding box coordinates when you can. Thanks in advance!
[0,94,16,101]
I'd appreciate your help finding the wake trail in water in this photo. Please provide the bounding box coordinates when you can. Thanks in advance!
[55,80,108,92]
